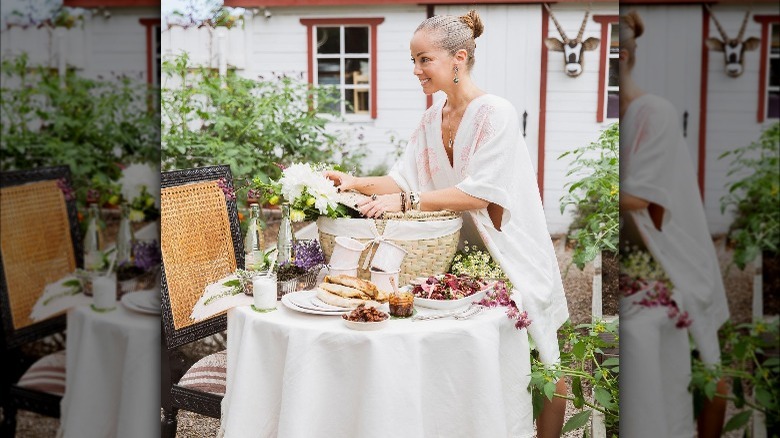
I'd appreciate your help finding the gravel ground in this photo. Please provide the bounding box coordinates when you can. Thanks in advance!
[5,227,768,437]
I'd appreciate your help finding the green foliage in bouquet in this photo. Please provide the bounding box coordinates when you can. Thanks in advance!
[559,123,619,270]
[161,53,367,185]
[449,242,512,290]
[719,122,780,269]
[0,54,160,206]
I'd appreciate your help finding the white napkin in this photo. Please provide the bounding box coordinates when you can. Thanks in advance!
[30,274,91,322]
[190,274,253,322]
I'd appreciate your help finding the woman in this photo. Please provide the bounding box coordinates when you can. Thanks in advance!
[619,11,729,438]
[326,10,569,437]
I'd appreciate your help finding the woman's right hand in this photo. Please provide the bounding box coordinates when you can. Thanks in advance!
[324,170,359,192]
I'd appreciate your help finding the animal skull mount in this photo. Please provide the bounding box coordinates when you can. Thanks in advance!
[705,6,760,78]
[544,4,600,77]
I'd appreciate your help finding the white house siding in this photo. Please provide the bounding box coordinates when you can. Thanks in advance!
[633,3,776,235]
[162,2,616,233]
[543,3,618,234]
[703,3,776,235]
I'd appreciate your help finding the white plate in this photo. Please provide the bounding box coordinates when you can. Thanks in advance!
[286,291,345,313]
[342,315,389,331]
[409,283,494,310]
[121,290,160,315]
[281,291,350,316]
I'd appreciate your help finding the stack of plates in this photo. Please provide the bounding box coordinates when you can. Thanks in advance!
[281,290,351,315]
[121,290,161,315]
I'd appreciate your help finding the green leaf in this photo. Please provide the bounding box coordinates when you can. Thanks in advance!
[601,357,619,367]
[594,387,615,409]
[723,410,752,432]
[543,381,556,401]
[754,386,774,409]
[532,388,545,420]
[222,279,241,287]
[561,409,592,434]
[572,376,584,409]
[733,377,745,409]
[572,341,586,360]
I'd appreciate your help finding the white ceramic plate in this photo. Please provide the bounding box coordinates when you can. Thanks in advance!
[409,283,494,310]
[121,290,160,315]
[281,291,350,316]
[342,315,389,331]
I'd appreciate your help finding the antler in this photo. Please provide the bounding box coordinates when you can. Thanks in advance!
[576,4,592,41]
[706,4,730,41]
[736,10,751,41]
[544,3,569,43]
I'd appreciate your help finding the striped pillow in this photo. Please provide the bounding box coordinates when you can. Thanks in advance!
[17,350,66,396]
[178,350,226,396]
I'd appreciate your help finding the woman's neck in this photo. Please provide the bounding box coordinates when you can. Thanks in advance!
[619,73,645,118]
[443,78,484,113]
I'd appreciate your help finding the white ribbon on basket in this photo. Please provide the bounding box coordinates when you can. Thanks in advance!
[316,216,464,270]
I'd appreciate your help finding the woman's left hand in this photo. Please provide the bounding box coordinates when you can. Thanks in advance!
[357,193,402,218]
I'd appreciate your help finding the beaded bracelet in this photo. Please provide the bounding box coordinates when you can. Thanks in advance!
[400,192,407,214]
[409,191,420,211]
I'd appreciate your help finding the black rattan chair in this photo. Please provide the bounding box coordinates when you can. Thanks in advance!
[160,165,244,437]
[0,166,82,436]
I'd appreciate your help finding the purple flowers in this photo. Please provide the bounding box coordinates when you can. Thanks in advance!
[217,178,236,201]
[619,273,692,328]
[478,281,533,330]
[293,239,325,271]
[133,240,162,271]
[57,178,75,201]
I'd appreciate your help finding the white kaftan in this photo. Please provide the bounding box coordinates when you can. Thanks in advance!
[620,94,730,437]
[389,94,569,365]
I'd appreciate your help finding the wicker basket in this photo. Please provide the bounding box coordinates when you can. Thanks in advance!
[317,210,461,286]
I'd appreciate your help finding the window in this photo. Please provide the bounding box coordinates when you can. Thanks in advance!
[594,15,619,123]
[755,15,780,122]
[606,23,619,119]
[301,18,384,119]
[140,18,161,110]
[768,23,779,119]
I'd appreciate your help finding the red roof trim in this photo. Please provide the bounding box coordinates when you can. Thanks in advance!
[594,15,618,123]
[228,0,615,6]
[300,18,385,119]
[64,0,159,7]
[755,15,780,123]
[619,0,776,4]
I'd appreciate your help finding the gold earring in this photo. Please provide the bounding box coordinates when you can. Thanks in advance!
[453,66,459,84]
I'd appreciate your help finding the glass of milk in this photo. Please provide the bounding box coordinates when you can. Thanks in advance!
[252,272,277,311]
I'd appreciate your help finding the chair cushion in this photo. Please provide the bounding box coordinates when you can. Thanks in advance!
[178,350,226,396]
[17,350,66,396]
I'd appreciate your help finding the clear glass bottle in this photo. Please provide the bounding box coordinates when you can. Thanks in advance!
[83,203,104,271]
[116,203,135,268]
[276,203,295,266]
[245,203,265,268]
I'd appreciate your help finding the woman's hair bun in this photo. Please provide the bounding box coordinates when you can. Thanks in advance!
[460,10,484,39]
[623,10,644,39]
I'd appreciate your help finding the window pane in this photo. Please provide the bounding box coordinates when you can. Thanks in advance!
[771,24,779,55]
[606,91,619,119]
[317,59,341,85]
[317,27,340,54]
[608,58,619,87]
[345,27,369,54]
[346,88,369,114]
[345,58,369,85]
[770,57,780,87]
[610,23,619,54]
[769,91,780,119]
[319,86,341,114]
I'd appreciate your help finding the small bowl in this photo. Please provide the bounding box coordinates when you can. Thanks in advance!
[328,265,359,277]
[343,317,389,331]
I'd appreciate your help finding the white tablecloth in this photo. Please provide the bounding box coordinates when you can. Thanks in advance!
[219,304,533,438]
[57,304,160,438]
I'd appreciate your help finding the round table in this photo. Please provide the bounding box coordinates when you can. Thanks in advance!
[57,302,160,438]
[219,302,533,438]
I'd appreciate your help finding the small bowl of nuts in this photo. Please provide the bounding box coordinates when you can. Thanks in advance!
[342,304,389,331]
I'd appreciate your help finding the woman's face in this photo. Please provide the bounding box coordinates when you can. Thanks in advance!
[410,31,454,95]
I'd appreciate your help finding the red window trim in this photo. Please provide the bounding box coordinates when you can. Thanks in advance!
[229,0,616,6]
[698,6,709,200]
[300,18,384,119]
[594,15,619,123]
[754,15,780,123]
[139,18,160,84]
[538,5,550,202]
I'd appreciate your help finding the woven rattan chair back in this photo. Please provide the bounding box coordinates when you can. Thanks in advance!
[0,167,81,349]
[160,165,244,349]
